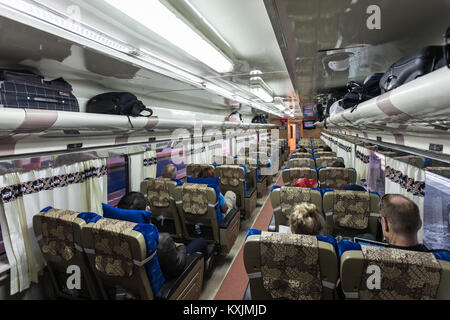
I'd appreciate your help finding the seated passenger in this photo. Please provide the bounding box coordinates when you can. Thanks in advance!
[323,146,332,152]
[330,160,345,168]
[118,192,208,279]
[380,194,428,252]
[161,164,183,185]
[296,147,307,153]
[294,178,318,189]
[287,203,326,235]
[197,167,236,217]
[344,184,367,192]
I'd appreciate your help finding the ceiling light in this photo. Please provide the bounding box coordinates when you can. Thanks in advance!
[104,0,234,74]
[274,97,286,111]
[249,71,274,103]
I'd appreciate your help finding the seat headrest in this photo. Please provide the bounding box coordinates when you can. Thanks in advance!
[332,191,371,230]
[217,165,245,187]
[289,158,314,169]
[283,168,317,185]
[280,187,313,219]
[320,168,353,189]
[92,218,137,277]
[40,208,81,261]
[143,178,173,208]
[260,232,323,300]
[359,246,442,300]
[181,183,211,215]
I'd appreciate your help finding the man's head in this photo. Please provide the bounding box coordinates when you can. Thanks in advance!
[297,147,307,153]
[330,160,345,168]
[323,146,332,152]
[162,164,177,179]
[380,194,422,246]
[118,192,150,211]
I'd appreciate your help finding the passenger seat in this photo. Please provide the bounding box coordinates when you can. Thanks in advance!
[315,157,345,168]
[282,168,318,186]
[140,178,184,239]
[288,158,315,169]
[244,231,338,300]
[340,243,450,300]
[81,217,204,300]
[186,164,215,178]
[33,208,103,300]
[271,187,322,231]
[318,168,357,190]
[323,190,380,239]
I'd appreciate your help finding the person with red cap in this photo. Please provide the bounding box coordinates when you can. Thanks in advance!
[294,178,318,189]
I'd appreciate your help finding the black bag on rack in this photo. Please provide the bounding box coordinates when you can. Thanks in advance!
[86,92,153,117]
[342,73,384,110]
[380,46,445,93]
[0,70,80,112]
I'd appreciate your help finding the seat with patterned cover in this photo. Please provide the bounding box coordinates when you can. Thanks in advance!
[244,231,338,300]
[173,183,241,254]
[323,190,380,238]
[318,168,357,190]
[211,155,236,166]
[81,217,204,300]
[215,165,257,219]
[33,208,103,300]
[426,167,450,179]
[186,164,215,178]
[250,151,276,186]
[140,178,183,239]
[339,243,450,300]
[315,157,345,168]
[288,158,315,169]
[282,168,318,186]
[271,187,323,231]
[291,153,312,159]
[313,151,337,158]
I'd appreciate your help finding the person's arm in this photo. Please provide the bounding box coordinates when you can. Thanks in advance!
[158,234,187,279]
[218,193,228,213]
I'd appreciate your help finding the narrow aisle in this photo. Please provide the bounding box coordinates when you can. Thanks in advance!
[212,173,285,300]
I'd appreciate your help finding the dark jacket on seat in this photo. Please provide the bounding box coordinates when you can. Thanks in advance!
[157,233,186,279]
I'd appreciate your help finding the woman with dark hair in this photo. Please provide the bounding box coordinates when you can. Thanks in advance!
[118,192,207,279]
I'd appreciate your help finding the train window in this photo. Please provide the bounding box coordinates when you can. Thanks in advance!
[156,146,186,179]
[423,172,450,251]
[106,155,129,206]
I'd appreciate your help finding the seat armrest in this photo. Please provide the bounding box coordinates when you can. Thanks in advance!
[268,215,276,232]
[245,187,256,198]
[155,252,203,300]
[220,207,239,229]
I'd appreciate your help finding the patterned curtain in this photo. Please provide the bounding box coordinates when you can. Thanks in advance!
[0,158,107,295]
[128,151,157,192]
[385,157,426,242]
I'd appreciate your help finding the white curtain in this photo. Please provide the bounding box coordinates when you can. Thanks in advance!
[0,158,107,295]
[355,146,371,185]
[385,157,426,243]
[129,151,157,192]
[336,139,354,169]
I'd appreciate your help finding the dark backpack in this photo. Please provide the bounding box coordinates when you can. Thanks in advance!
[342,73,384,111]
[87,92,153,126]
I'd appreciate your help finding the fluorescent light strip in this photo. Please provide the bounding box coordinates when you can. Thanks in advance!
[104,0,234,74]
[0,0,134,54]
[251,86,274,103]
[183,0,232,49]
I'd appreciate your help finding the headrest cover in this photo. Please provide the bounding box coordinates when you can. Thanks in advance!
[333,191,370,230]
[291,153,311,159]
[283,169,317,186]
[218,165,245,187]
[289,158,314,169]
[280,187,312,218]
[260,232,322,300]
[92,218,137,277]
[320,168,352,190]
[316,157,343,168]
[187,164,214,177]
[143,178,173,208]
[359,246,442,300]
[41,209,80,261]
[182,184,210,215]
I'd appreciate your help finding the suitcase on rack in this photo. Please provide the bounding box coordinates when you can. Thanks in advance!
[0,70,79,112]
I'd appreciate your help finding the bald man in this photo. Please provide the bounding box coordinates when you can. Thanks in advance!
[162,164,177,179]
[379,194,428,252]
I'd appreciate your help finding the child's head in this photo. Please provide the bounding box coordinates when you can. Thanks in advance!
[289,203,326,236]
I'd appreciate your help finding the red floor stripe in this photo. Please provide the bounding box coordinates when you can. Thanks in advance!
[214,174,284,300]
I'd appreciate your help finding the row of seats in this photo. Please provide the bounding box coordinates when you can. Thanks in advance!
[34,208,204,300]
[288,156,345,169]
[282,167,357,190]
[271,187,380,239]
[244,230,450,300]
